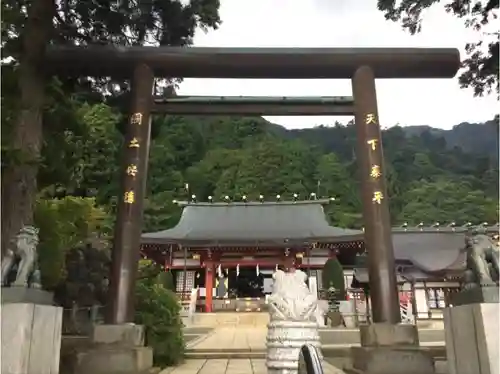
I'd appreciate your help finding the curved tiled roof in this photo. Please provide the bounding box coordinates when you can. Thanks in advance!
[141,200,497,273]
[392,232,466,272]
[141,200,362,246]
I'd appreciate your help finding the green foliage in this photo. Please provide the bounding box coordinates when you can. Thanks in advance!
[322,258,346,300]
[39,103,123,201]
[0,0,222,263]
[55,244,111,308]
[137,259,164,284]
[135,260,183,365]
[397,179,498,224]
[33,196,111,289]
[155,117,496,231]
[135,276,184,366]
[24,106,498,241]
[377,0,499,97]
[157,271,176,291]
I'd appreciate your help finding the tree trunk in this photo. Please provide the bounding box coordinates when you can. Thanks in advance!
[1,0,55,255]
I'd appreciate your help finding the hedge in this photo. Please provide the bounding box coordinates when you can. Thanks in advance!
[135,283,184,367]
[321,257,345,299]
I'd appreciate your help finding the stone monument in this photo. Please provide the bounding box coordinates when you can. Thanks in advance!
[444,229,499,374]
[1,225,63,374]
[266,269,322,374]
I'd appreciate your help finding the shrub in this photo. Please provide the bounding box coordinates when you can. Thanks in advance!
[322,257,345,300]
[156,270,175,291]
[34,196,111,290]
[135,282,184,367]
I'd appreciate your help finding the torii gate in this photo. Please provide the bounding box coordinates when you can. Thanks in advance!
[44,46,460,326]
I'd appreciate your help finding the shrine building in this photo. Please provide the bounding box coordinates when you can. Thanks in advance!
[140,198,497,317]
[141,199,362,312]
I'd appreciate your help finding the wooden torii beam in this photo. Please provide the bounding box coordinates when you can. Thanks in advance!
[44,46,460,79]
[152,96,355,115]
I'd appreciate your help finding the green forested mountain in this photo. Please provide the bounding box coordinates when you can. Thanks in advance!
[29,102,498,232]
[401,118,499,159]
[282,118,500,160]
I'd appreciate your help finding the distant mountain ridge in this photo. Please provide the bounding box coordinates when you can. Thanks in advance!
[270,118,499,159]
[402,119,499,158]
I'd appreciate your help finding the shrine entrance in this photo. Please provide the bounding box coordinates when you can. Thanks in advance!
[44,45,460,325]
[228,267,268,299]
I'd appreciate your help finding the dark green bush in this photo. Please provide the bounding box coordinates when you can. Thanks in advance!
[156,270,175,291]
[135,282,184,367]
[322,257,345,300]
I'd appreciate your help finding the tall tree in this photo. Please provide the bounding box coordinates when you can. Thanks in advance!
[377,0,499,96]
[1,0,56,254]
[1,0,221,253]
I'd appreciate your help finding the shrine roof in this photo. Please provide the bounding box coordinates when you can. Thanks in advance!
[141,200,363,246]
[352,228,500,280]
[391,231,467,273]
[389,225,498,274]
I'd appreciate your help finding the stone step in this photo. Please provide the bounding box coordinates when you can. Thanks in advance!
[185,351,266,359]
[184,345,446,360]
[192,312,270,327]
[189,311,445,328]
[318,328,445,345]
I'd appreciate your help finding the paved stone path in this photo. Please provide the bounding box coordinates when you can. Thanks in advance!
[160,359,346,374]
[188,327,266,351]
[161,326,448,374]
[161,326,347,373]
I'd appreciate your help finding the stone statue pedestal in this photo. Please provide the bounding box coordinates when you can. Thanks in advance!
[1,302,63,374]
[266,269,322,374]
[1,286,54,305]
[450,286,499,306]
[444,303,499,374]
[69,324,153,374]
[345,323,436,374]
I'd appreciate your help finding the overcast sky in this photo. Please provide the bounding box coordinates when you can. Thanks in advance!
[177,0,498,130]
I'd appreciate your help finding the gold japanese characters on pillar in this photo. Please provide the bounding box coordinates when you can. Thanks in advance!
[124,191,135,204]
[365,113,378,125]
[126,164,138,178]
[366,127,384,204]
[367,139,378,151]
[372,191,384,204]
[129,137,140,148]
[370,164,381,179]
[130,113,143,126]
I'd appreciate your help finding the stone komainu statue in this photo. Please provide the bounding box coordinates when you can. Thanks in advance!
[462,230,500,289]
[267,270,322,374]
[1,225,40,287]
[268,269,318,321]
